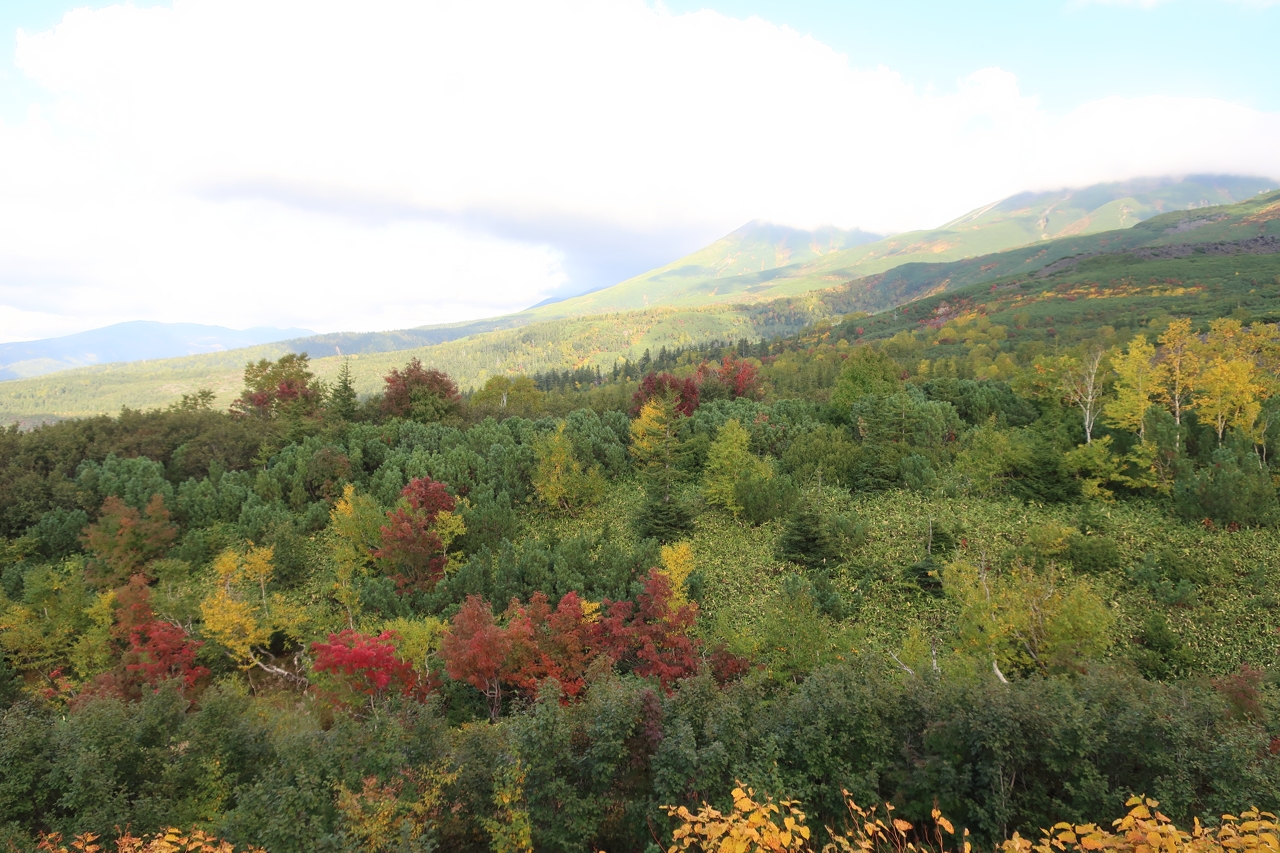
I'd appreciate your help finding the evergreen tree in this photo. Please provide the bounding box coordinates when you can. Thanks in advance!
[777,499,837,568]
[634,469,694,543]
[330,358,359,421]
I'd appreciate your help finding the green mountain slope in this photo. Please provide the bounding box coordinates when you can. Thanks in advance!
[229,175,1274,364]
[3,186,1278,423]
[530,174,1274,318]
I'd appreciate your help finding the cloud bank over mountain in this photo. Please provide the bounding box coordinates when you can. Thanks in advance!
[1,0,1276,340]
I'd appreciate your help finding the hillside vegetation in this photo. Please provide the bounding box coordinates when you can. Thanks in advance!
[3,185,1278,425]
[3,223,1280,850]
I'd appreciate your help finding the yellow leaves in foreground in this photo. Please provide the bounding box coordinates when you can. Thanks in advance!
[665,791,1278,853]
[665,785,811,853]
[1004,797,1279,853]
[37,827,264,853]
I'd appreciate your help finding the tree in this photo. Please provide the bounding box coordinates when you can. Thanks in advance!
[1195,357,1262,445]
[1155,318,1200,441]
[470,376,545,420]
[531,424,605,514]
[703,419,770,515]
[439,595,514,722]
[777,500,837,568]
[328,484,384,627]
[1039,348,1107,444]
[1106,336,1157,440]
[831,347,901,409]
[81,494,178,587]
[233,353,322,419]
[381,358,462,422]
[630,396,681,472]
[329,358,359,421]
[503,591,595,700]
[93,574,208,699]
[199,544,307,686]
[631,372,698,417]
[696,356,763,401]
[311,629,425,709]
[593,569,700,691]
[373,477,464,593]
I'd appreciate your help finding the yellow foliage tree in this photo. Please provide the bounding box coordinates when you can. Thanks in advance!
[531,423,605,514]
[659,541,696,606]
[200,545,308,685]
[1154,317,1201,434]
[943,558,1112,678]
[1105,335,1157,440]
[328,484,384,628]
[703,419,771,515]
[631,397,680,471]
[1195,357,1262,444]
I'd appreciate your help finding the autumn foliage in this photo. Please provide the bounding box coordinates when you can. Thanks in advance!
[697,355,763,400]
[82,495,178,587]
[381,357,463,421]
[632,372,700,417]
[88,575,207,700]
[311,629,425,706]
[439,569,702,720]
[373,477,457,593]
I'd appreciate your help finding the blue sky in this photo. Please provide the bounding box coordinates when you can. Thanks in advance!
[0,0,1275,340]
[662,0,1280,112]
[4,1,1276,123]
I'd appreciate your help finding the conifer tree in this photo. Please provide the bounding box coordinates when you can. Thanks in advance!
[330,358,359,421]
[777,499,837,568]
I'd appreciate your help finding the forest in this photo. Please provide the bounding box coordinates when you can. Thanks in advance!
[4,246,1280,852]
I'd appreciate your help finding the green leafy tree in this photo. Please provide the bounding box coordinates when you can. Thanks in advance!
[703,419,770,515]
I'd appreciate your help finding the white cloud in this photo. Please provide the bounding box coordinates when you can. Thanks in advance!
[0,0,1277,340]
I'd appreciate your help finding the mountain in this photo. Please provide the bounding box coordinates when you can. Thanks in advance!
[2,186,1277,424]
[517,174,1276,320]
[0,321,315,381]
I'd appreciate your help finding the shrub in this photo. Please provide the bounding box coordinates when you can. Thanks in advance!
[1174,446,1277,527]
[734,471,798,526]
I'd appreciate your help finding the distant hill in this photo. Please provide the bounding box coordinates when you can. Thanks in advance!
[518,174,1276,319]
[0,321,315,381]
[2,186,1277,423]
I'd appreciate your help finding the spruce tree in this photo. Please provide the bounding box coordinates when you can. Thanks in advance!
[330,358,359,421]
[777,499,837,568]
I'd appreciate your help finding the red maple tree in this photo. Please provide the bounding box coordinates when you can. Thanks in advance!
[373,477,456,593]
[311,629,425,708]
[381,358,462,421]
[87,575,208,700]
[594,570,700,691]
[631,372,699,417]
[504,590,596,700]
[438,596,515,722]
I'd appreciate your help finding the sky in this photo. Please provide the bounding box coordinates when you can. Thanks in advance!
[0,0,1277,342]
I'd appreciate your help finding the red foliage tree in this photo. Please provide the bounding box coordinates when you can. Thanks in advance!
[438,596,515,722]
[381,358,462,422]
[630,372,699,417]
[91,575,208,700]
[311,629,424,708]
[504,590,595,700]
[373,477,456,593]
[232,353,322,419]
[82,495,178,587]
[593,570,701,692]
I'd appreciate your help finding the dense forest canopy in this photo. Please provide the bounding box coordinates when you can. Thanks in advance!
[3,231,1280,852]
